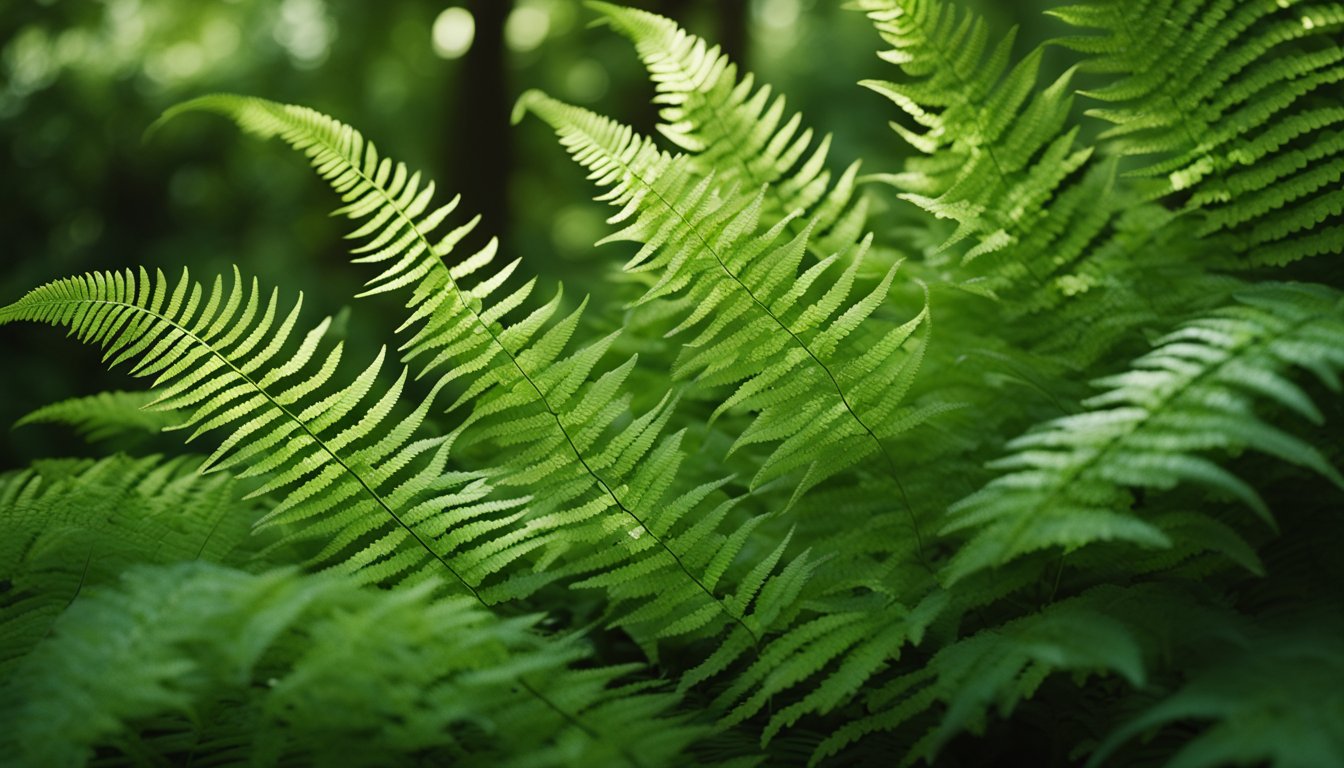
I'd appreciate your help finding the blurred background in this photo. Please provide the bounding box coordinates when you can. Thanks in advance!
[1,0,1048,468]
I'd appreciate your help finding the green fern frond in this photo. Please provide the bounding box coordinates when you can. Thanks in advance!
[1052,0,1344,267]
[811,588,1150,767]
[0,453,253,671]
[590,1,868,256]
[0,562,708,768]
[0,266,496,596]
[517,91,933,504]
[1090,615,1344,768]
[514,102,957,737]
[0,264,720,765]
[155,96,790,648]
[15,390,179,443]
[943,283,1344,585]
[856,0,1093,277]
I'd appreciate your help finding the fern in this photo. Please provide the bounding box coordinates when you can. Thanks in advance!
[590,1,869,257]
[812,586,1155,766]
[943,283,1344,585]
[1089,616,1344,768]
[517,91,936,507]
[0,562,706,768]
[155,95,805,652]
[0,453,254,670]
[15,390,178,443]
[856,0,1094,277]
[3,2,1344,766]
[1052,0,1344,267]
[0,267,501,592]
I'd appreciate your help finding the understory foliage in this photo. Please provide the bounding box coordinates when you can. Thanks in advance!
[2,1,1341,765]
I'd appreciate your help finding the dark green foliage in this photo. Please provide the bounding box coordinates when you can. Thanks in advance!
[2,1,1341,766]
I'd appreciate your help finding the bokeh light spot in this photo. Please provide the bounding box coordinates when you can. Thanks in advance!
[432,7,475,60]
[505,4,550,53]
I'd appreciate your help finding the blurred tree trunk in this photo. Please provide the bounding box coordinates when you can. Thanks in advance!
[450,0,512,247]
[716,0,748,67]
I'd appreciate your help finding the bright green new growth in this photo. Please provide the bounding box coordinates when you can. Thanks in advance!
[2,1,1342,766]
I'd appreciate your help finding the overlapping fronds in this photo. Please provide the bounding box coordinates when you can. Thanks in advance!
[513,91,970,747]
[590,1,868,255]
[813,586,1154,767]
[15,390,178,443]
[0,562,707,768]
[517,91,936,502]
[0,267,725,768]
[1052,0,1344,267]
[855,0,1094,280]
[157,96,799,650]
[0,266,503,595]
[4,2,1344,764]
[0,454,252,670]
[1089,616,1344,768]
[943,284,1344,585]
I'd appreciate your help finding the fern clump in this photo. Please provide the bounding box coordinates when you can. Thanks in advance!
[2,1,1341,766]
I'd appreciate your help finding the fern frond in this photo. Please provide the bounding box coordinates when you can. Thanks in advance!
[1053,0,1344,267]
[156,96,797,649]
[943,283,1344,585]
[811,587,1151,767]
[517,91,933,505]
[590,1,868,256]
[15,390,179,443]
[856,0,1093,278]
[0,453,253,671]
[0,264,711,764]
[0,562,708,768]
[1090,614,1344,768]
[0,266,497,597]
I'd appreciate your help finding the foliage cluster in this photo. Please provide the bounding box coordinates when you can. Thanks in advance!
[2,1,1342,765]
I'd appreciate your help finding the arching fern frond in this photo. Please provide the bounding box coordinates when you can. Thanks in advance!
[0,562,708,768]
[0,266,500,597]
[517,91,935,504]
[15,390,178,444]
[1052,0,1344,267]
[156,95,796,651]
[0,266,733,767]
[590,1,868,256]
[943,283,1344,586]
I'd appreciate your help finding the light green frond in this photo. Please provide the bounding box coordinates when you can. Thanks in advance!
[518,91,933,502]
[158,95,791,651]
[590,1,867,256]
[0,266,499,598]
[943,284,1344,585]
[857,0,1093,283]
